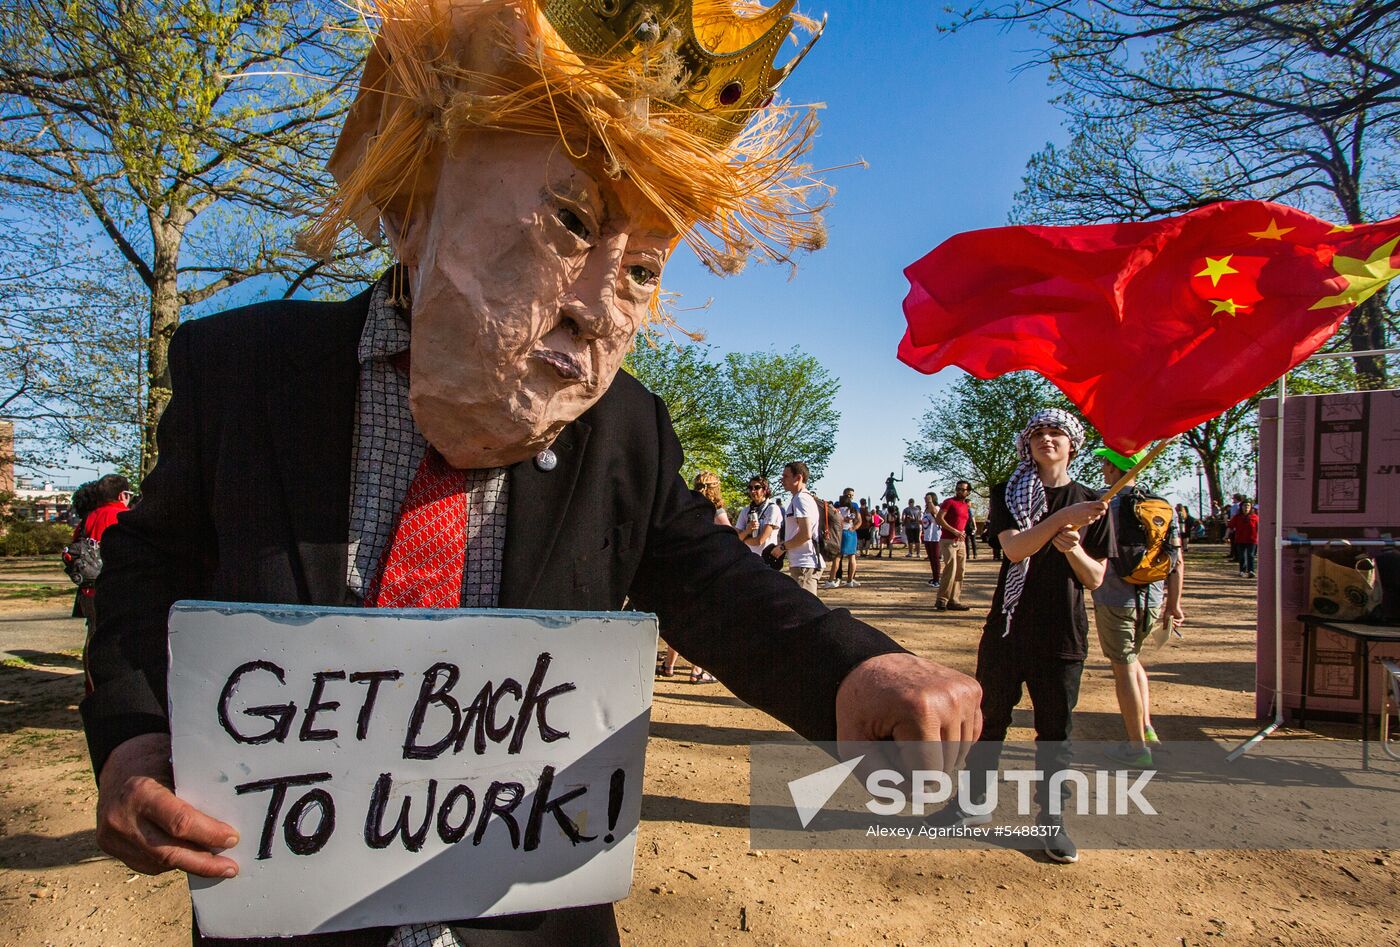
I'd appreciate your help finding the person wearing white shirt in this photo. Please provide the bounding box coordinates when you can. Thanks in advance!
[736,476,784,556]
[776,461,821,593]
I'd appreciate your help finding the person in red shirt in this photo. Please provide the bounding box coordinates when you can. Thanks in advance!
[1229,499,1260,578]
[934,480,974,609]
[75,475,131,688]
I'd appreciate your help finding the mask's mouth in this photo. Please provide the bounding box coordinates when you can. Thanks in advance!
[532,312,599,390]
[530,347,588,383]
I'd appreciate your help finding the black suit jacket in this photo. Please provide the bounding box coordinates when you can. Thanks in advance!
[83,285,903,776]
[81,287,905,946]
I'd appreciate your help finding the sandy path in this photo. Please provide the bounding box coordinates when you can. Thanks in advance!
[1,552,1394,945]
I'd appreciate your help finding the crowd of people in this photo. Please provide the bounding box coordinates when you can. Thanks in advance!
[665,412,1201,864]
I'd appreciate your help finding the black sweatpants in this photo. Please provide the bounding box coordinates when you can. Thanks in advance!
[965,640,1084,812]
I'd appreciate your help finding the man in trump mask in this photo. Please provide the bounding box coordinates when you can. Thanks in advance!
[83,2,982,944]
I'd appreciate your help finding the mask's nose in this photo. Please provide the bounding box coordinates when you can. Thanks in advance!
[559,233,628,341]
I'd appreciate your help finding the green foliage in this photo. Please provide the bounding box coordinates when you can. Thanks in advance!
[1178,355,1373,509]
[624,339,843,503]
[902,370,1189,498]
[906,372,1074,491]
[623,339,733,484]
[723,348,840,494]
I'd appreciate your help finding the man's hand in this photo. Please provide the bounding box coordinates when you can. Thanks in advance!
[1169,602,1187,627]
[835,652,982,773]
[1054,499,1108,531]
[1051,526,1081,553]
[96,733,240,878]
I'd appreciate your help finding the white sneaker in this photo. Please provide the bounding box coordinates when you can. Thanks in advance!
[845,579,861,587]
[820,580,840,589]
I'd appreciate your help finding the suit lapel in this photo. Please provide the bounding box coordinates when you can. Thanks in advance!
[500,419,591,607]
[264,289,370,605]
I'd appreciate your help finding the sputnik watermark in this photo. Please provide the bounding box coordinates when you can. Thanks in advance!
[755,741,1400,851]
[787,756,1155,827]
[787,756,866,828]
[865,767,1157,818]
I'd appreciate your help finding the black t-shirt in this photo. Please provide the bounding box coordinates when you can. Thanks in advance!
[984,479,1110,661]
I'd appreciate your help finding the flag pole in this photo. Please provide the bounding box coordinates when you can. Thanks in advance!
[1100,438,1176,503]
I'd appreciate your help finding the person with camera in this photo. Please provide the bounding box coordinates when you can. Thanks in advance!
[736,475,784,558]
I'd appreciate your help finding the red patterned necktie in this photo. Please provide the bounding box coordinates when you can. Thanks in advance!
[367,447,468,608]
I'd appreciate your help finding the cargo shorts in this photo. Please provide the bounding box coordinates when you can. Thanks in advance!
[1094,603,1159,664]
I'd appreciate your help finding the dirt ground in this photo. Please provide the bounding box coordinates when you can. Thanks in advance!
[1,552,1395,946]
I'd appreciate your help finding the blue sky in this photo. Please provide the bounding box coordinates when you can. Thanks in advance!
[662,3,1067,504]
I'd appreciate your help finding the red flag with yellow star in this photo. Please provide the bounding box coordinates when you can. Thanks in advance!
[898,200,1400,451]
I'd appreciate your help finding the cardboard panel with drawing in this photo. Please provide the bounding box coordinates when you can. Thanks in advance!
[1257,389,1400,719]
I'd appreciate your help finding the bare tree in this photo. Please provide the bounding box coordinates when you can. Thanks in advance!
[0,1,375,477]
[0,194,143,472]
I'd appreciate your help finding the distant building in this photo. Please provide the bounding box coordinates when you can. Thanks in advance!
[0,424,80,523]
[12,476,72,523]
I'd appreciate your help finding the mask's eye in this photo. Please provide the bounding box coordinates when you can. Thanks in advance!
[627,264,658,286]
[557,207,590,240]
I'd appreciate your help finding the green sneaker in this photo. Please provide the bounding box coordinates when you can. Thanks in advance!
[1105,742,1154,768]
[1144,726,1160,745]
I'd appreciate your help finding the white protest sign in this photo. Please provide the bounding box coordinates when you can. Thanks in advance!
[167,602,657,938]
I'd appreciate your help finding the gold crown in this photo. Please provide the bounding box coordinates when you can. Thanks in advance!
[539,0,824,145]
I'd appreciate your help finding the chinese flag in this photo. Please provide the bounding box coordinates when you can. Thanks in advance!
[898,200,1400,451]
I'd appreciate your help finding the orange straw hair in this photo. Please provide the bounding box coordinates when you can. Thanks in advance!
[306,0,830,306]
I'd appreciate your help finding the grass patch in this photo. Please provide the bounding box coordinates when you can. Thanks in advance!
[0,556,71,570]
[2,656,32,669]
[1,729,70,758]
[7,728,64,748]
[0,583,73,602]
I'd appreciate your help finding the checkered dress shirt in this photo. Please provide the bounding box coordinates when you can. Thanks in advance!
[346,275,509,608]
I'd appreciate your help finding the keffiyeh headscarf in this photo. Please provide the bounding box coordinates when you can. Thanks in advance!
[1000,407,1087,634]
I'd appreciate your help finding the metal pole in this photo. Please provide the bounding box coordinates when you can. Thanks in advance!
[1272,372,1287,730]
[1304,347,1399,360]
[1228,371,1288,761]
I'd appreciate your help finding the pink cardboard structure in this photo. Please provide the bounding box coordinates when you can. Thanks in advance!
[1256,389,1400,720]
